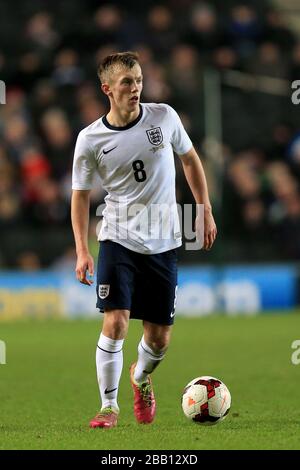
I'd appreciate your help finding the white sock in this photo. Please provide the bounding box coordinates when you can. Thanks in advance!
[134,335,165,384]
[96,333,124,411]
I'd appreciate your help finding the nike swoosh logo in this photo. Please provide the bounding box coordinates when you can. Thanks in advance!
[103,146,117,154]
[170,311,176,318]
[104,387,117,394]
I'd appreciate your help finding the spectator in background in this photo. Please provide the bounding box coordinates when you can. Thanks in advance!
[213,46,239,71]
[29,80,59,125]
[83,5,125,54]
[40,108,73,179]
[4,115,34,162]
[145,5,177,61]
[52,49,84,88]
[167,44,203,139]
[16,251,41,271]
[241,198,272,260]
[277,192,300,259]
[20,146,51,204]
[25,12,60,54]
[263,9,296,53]
[142,62,171,103]
[226,4,262,59]
[247,41,288,79]
[28,178,70,227]
[184,2,225,61]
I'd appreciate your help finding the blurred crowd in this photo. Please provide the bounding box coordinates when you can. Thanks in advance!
[1,0,300,268]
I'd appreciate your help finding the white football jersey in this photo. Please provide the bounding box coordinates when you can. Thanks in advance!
[72,103,192,254]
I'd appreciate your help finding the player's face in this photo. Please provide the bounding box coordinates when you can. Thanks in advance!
[108,64,143,113]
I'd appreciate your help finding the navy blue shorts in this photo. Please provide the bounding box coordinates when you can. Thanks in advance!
[96,241,178,325]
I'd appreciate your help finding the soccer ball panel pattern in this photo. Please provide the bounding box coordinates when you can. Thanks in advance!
[182,376,231,425]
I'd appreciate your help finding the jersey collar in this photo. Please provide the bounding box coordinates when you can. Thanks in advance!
[102,104,143,131]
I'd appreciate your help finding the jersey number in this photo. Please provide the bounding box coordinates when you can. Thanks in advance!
[132,160,147,182]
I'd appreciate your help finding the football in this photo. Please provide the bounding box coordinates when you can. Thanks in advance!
[182,376,231,425]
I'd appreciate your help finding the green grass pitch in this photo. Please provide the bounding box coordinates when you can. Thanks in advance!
[0,313,299,450]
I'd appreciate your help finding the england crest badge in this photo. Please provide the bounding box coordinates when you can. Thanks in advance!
[146,127,163,146]
[99,284,110,299]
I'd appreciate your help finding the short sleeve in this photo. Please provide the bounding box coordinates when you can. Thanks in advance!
[72,131,96,190]
[166,105,193,156]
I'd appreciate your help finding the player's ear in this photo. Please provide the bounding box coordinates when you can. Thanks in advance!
[101,83,112,97]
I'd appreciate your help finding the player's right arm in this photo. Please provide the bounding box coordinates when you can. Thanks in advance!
[72,129,97,285]
[71,189,94,285]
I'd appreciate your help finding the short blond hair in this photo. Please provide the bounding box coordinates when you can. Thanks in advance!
[97,51,140,84]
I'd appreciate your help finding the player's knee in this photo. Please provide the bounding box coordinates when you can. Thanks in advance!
[147,337,169,355]
[144,327,172,354]
[103,310,129,339]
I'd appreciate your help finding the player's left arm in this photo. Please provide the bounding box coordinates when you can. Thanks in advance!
[179,146,217,250]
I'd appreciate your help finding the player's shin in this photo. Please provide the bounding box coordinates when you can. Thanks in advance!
[134,335,165,384]
[96,333,124,411]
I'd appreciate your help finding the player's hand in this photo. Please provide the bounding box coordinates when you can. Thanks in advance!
[195,208,217,251]
[203,208,217,250]
[75,251,94,285]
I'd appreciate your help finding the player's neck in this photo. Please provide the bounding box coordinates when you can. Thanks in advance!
[106,106,140,127]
